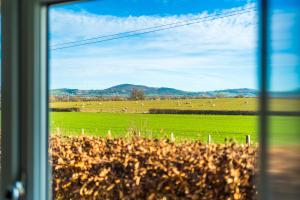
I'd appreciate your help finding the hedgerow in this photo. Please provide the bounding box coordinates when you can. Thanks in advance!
[50,136,257,200]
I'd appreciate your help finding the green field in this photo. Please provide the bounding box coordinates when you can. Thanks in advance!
[50,98,300,144]
[50,112,300,144]
[50,97,300,113]
[51,112,256,143]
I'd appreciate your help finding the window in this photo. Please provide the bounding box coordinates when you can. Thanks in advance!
[49,1,260,199]
[267,0,300,199]
[1,0,48,199]
[0,0,2,185]
[0,0,299,199]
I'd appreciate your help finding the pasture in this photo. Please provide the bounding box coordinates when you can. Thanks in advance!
[51,98,257,113]
[50,97,300,113]
[50,112,300,144]
[50,97,300,144]
[50,112,257,143]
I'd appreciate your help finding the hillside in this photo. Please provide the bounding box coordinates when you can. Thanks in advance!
[51,84,258,97]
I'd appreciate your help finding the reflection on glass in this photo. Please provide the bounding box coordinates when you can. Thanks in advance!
[0,0,2,181]
[268,0,300,199]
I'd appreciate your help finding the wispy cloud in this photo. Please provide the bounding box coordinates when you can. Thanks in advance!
[49,3,258,91]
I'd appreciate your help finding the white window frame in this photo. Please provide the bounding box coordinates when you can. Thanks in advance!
[0,0,270,199]
[1,0,49,199]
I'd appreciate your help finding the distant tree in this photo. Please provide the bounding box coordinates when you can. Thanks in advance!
[130,88,145,100]
[234,95,245,98]
[216,93,227,98]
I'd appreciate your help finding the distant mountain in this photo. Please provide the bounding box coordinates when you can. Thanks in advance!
[207,88,258,97]
[269,88,300,98]
[51,84,258,97]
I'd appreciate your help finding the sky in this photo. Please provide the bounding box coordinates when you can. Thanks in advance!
[49,0,300,92]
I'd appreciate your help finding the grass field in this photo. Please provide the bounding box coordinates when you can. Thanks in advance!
[50,98,300,144]
[51,112,256,143]
[50,112,300,144]
[50,97,300,113]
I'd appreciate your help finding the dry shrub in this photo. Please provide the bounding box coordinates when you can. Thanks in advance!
[50,136,258,200]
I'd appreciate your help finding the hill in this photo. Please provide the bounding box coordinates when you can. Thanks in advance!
[51,84,257,97]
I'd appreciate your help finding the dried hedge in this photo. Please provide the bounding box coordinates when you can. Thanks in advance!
[50,136,258,200]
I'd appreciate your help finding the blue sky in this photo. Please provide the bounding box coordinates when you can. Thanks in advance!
[49,0,299,92]
[51,0,252,16]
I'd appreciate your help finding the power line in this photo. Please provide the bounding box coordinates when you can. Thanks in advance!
[51,6,255,48]
[52,8,257,51]
[52,9,256,51]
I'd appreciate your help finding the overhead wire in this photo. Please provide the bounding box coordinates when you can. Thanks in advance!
[51,7,257,51]
[51,6,255,47]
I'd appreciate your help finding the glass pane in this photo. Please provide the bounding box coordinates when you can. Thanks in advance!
[0,0,2,181]
[49,0,259,199]
[268,0,300,199]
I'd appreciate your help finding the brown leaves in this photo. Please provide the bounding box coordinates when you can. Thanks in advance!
[50,136,258,200]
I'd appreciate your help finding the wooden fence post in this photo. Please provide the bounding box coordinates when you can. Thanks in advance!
[170,132,175,142]
[246,135,251,145]
[107,130,112,139]
[208,134,211,144]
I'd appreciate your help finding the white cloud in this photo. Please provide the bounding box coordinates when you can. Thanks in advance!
[49,3,258,90]
[50,4,257,50]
